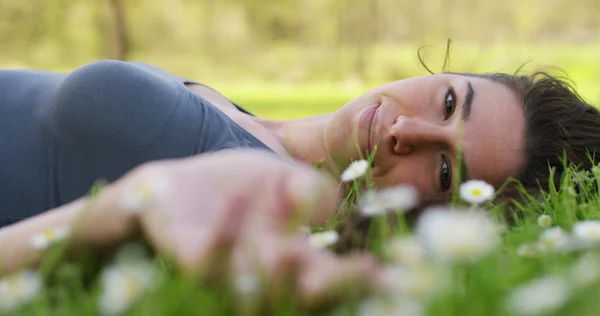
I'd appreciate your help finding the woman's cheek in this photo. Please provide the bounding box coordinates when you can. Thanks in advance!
[374,165,432,196]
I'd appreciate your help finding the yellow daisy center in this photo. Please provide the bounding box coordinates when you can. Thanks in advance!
[125,275,141,299]
[453,243,478,256]
[43,230,55,239]
[7,277,21,295]
[542,239,556,248]
[471,188,482,196]
[135,182,153,199]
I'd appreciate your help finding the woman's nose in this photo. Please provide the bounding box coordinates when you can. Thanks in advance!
[389,116,455,155]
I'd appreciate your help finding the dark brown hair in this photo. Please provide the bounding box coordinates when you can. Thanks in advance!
[476,72,600,190]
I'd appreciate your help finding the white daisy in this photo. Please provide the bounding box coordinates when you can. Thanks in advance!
[360,185,419,216]
[359,193,387,216]
[573,220,600,243]
[459,180,495,205]
[119,173,170,213]
[0,270,42,313]
[340,160,369,182]
[506,276,570,316]
[234,273,260,296]
[298,226,311,235]
[537,214,553,229]
[416,207,500,263]
[384,236,426,266]
[537,227,570,252]
[572,170,591,184]
[113,243,152,265]
[516,243,539,258]
[98,260,158,315]
[569,253,600,288]
[29,226,71,250]
[381,264,444,300]
[565,187,577,197]
[308,230,339,249]
[592,165,600,177]
[358,296,424,316]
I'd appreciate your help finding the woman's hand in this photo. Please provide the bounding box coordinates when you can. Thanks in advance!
[95,150,381,309]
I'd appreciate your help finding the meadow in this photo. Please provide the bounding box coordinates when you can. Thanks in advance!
[5,152,600,316]
[3,43,600,315]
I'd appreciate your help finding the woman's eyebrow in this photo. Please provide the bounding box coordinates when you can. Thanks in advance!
[457,81,475,181]
[462,81,475,121]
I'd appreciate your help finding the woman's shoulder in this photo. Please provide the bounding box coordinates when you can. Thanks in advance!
[46,60,184,146]
[46,60,264,153]
[126,61,256,116]
[125,61,198,86]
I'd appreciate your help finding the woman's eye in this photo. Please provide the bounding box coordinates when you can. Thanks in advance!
[443,87,456,120]
[440,154,452,192]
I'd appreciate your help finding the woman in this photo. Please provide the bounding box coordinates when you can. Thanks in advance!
[0,60,599,305]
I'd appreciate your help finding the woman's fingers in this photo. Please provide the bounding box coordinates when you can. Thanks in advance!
[279,168,341,227]
[235,235,381,311]
[182,196,252,281]
[172,150,341,228]
[261,241,304,309]
[298,251,382,310]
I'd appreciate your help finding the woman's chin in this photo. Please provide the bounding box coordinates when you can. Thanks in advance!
[323,108,372,167]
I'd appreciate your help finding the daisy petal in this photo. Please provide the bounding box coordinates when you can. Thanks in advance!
[459,180,495,205]
[308,230,339,249]
[537,214,553,229]
[360,185,419,216]
[0,270,42,313]
[416,207,500,263]
[29,226,71,250]
[506,276,570,315]
[98,260,158,315]
[341,160,369,182]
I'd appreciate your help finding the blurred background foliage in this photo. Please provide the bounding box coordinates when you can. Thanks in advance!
[1,0,599,117]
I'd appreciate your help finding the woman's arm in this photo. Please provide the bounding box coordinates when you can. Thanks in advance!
[0,150,380,309]
[0,178,139,274]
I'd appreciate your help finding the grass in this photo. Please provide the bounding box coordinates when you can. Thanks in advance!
[7,158,600,315]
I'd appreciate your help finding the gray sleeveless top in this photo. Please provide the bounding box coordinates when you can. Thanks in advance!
[0,60,274,226]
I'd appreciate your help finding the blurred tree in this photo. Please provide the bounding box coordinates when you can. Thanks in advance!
[335,0,380,80]
[240,0,303,42]
[105,0,130,60]
[0,0,598,85]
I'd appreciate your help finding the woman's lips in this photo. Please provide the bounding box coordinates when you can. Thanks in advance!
[359,105,378,153]
[368,105,381,153]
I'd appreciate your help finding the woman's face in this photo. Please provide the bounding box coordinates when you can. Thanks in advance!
[324,74,526,197]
